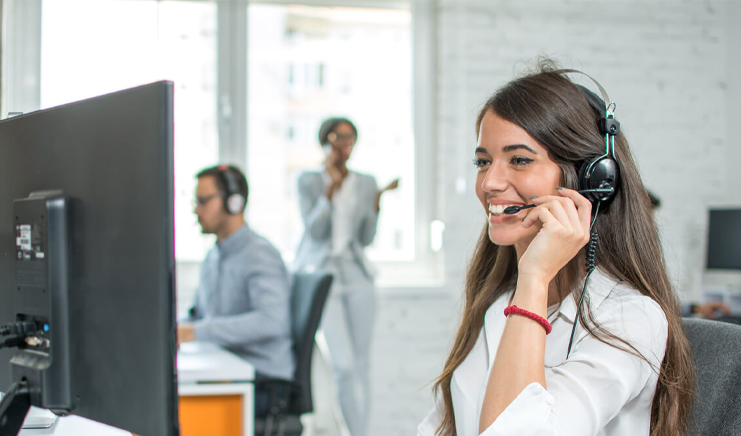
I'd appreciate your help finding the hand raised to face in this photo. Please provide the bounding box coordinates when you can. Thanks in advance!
[517,188,593,285]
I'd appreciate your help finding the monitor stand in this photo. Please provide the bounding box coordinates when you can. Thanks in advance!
[0,380,31,436]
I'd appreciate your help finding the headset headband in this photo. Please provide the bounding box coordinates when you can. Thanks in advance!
[556,69,615,118]
[555,69,621,177]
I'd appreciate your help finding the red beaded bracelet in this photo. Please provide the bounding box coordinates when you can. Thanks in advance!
[504,305,552,334]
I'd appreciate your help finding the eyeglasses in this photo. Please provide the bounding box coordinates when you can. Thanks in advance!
[193,193,223,208]
[327,132,356,144]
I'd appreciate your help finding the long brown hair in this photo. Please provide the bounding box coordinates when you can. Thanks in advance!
[432,60,694,436]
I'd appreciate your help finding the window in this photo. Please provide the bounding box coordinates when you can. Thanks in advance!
[247,4,438,286]
[3,0,441,288]
[36,0,220,262]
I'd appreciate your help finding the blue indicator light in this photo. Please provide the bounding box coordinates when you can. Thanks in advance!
[43,324,49,332]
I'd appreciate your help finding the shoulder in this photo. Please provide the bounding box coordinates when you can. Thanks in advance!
[593,275,669,355]
[598,279,666,322]
[240,229,286,267]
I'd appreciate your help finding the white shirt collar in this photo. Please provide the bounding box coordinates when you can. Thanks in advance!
[552,268,619,325]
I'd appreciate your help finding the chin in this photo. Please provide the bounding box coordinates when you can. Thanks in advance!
[487,225,528,247]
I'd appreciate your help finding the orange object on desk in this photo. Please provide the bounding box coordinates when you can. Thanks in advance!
[179,395,244,436]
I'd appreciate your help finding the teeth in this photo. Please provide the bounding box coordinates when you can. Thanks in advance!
[488,204,517,216]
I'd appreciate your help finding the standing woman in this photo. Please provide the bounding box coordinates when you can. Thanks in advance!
[293,117,398,436]
[417,61,694,436]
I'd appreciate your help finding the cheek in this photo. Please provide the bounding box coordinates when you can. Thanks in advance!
[475,172,487,205]
[207,204,223,217]
[513,171,558,196]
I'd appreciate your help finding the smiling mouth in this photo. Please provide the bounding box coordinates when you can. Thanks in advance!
[488,204,520,216]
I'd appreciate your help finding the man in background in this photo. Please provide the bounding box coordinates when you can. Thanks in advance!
[178,165,294,413]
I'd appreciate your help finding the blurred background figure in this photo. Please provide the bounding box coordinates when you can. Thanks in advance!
[178,165,294,416]
[293,117,398,436]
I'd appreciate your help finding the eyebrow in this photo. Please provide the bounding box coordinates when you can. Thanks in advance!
[503,144,537,154]
[475,144,538,154]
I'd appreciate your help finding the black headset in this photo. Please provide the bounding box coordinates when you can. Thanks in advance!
[217,165,246,215]
[558,69,621,208]
[556,70,623,358]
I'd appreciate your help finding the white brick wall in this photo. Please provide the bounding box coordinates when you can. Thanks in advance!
[368,291,459,435]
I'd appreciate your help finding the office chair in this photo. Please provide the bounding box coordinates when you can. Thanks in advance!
[683,317,741,435]
[255,272,333,436]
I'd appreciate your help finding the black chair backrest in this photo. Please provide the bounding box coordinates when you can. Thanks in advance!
[290,272,332,415]
[683,317,741,435]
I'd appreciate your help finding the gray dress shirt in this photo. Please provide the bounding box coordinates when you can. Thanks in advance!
[187,224,295,380]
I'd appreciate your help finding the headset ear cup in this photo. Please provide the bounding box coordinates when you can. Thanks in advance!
[226,194,245,215]
[578,157,619,205]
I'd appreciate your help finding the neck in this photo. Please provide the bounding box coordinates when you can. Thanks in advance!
[216,217,245,243]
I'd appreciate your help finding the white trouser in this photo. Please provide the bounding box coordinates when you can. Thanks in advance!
[321,257,376,436]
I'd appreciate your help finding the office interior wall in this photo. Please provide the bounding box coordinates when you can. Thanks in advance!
[437,0,729,303]
[369,2,740,435]
[700,0,741,293]
[727,1,741,204]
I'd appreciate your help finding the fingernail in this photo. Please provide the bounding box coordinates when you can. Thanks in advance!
[529,196,539,200]
[556,187,565,191]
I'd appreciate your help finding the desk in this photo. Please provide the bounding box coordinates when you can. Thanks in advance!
[14,342,255,436]
[18,413,131,436]
[177,342,255,436]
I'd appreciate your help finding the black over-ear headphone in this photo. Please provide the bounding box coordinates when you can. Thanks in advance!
[555,71,623,358]
[217,165,246,215]
[558,69,621,208]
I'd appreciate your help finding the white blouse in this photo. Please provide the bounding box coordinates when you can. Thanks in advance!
[416,269,668,436]
[325,170,358,256]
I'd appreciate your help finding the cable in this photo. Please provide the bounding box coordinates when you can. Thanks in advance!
[0,336,26,350]
[0,322,37,337]
[566,201,602,358]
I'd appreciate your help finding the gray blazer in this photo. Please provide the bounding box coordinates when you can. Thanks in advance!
[292,170,379,279]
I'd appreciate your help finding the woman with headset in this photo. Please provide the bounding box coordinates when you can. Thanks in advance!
[293,117,398,436]
[416,61,693,436]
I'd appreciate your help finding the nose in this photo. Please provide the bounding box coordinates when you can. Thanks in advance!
[480,164,508,193]
[193,202,204,215]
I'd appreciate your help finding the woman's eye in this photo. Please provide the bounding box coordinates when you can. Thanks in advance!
[472,158,491,169]
[511,156,534,166]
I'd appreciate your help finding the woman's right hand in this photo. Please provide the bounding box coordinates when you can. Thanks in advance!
[517,188,592,286]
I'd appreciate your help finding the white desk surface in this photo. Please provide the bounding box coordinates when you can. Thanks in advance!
[177,341,255,384]
[19,413,130,436]
[14,341,255,436]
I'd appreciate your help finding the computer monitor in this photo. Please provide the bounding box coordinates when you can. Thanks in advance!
[0,81,179,436]
[706,208,741,270]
